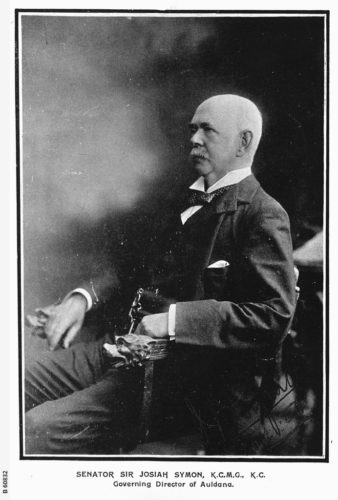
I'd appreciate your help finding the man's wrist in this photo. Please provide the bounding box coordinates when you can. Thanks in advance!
[64,288,92,311]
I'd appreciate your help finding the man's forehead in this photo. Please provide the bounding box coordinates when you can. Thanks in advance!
[191,101,234,127]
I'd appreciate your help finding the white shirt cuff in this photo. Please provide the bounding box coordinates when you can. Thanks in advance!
[168,304,176,340]
[65,288,93,312]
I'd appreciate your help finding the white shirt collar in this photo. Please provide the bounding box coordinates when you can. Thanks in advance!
[189,166,252,193]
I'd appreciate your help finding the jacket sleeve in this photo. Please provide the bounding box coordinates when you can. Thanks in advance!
[174,201,296,350]
[76,268,120,308]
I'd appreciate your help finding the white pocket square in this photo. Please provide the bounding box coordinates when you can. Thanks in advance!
[208,260,230,268]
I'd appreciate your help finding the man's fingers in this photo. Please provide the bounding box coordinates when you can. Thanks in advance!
[136,317,153,337]
[45,318,68,350]
[62,324,80,349]
[31,326,47,338]
[134,313,169,339]
[35,304,56,317]
[134,323,145,336]
[31,297,86,349]
[25,313,47,328]
[47,328,65,350]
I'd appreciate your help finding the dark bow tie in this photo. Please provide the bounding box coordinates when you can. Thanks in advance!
[185,186,229,208]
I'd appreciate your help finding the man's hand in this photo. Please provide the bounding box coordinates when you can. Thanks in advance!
[134,313,169,339]
[32,293,87,350]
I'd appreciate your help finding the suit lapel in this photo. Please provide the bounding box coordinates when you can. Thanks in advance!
[211,174,260,215]
[183,174,260,222]
[181,175,261,271]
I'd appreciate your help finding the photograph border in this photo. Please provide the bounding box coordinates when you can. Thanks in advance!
[15,8,330,462]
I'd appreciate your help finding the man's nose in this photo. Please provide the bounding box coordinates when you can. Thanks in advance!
[190,129,203,146]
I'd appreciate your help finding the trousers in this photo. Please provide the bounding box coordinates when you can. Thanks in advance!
[25,337,144,455]
[25,339,265,455]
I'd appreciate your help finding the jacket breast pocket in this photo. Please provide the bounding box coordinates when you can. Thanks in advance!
[202,266,232,300]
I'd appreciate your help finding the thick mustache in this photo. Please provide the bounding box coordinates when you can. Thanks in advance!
[190,148,208,159]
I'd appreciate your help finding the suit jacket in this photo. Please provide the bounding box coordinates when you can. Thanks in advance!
[147,174,296,452]
[82,174,296,354]
[79,174,296,452]
[170,174,296,354]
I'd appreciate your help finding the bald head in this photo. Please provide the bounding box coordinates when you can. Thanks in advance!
[198,95,262,153]
[189,94,263,186]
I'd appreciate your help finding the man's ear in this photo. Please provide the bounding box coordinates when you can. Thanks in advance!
[236,130,253,157]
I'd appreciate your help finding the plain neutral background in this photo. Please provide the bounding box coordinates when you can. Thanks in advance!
[20,14,325,358]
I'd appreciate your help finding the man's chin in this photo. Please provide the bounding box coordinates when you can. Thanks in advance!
[192,159,211,176]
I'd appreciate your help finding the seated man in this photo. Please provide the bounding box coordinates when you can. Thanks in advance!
[25,94,296,455]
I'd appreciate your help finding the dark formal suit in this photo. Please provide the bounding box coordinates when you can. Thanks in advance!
[149,174,296,453]
[25,174,295,455]
[175,174,295,345]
